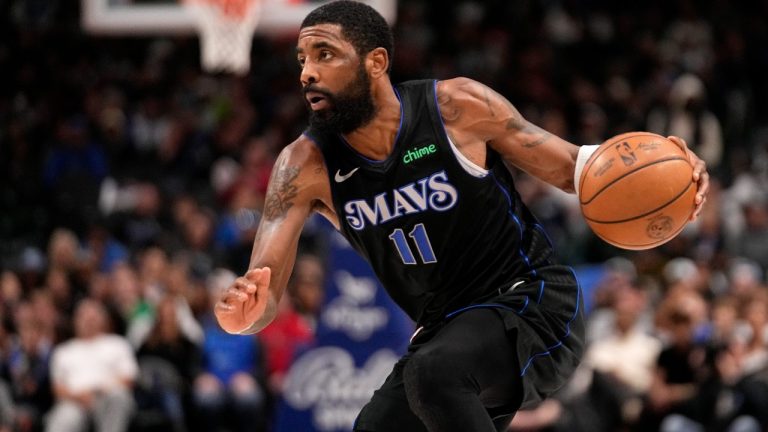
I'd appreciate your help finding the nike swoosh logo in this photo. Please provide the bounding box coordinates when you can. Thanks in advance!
[334,167,360,183]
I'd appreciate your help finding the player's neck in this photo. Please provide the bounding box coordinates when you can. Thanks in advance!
[341,80,401,161]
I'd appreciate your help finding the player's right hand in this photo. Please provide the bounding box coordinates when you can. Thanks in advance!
[667,135,709,220]
[215,267,271,334]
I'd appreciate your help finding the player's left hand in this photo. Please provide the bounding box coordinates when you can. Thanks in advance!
[668,136,709,221]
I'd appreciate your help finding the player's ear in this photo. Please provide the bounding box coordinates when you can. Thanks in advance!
[367,47,389,78]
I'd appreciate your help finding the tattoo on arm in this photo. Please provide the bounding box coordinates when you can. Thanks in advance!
[521,126,552,148]
[263,166,300,220]
[437,92,461,122]
[505,117,525,131]
[504,110,552,148]
[442,80,552,148]
[482,86,496,117]
[482,83,552,148]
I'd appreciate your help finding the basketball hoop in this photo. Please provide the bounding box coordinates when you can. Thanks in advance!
[183,0,262,75]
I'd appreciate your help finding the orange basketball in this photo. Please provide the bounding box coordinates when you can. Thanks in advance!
[578,132,696,250]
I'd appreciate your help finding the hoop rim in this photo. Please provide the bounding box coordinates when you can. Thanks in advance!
[183,0,262,21]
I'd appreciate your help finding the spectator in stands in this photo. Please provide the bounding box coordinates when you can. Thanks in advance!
[161,256,206,345]
[81,221,128,274]
[650,341,768,432]
[285,254,325,332]
[259,254,324,393]
[192,269,267,432]
[584,282,661,426]
[128,93,172,179]
[132,247,206,348]
[708,296,742,347]
[120,183,165,251]
[6,310,52,432]
[736,292,768,377]
[44,268,77,322]
[136,246,170,305]
[212,138,272,270]
[647,74,724,172]
[0,380,11,432]
[45,299,137,432]
[180,207,219,279]
[46,228,89,299]
[109,263,153,348]
[643,291,709,431]
[14,248,46,294]
[42,116,109,232]
[585,257,655,340]
[29,290,67,345]
[0,271,23,321]
[0,316,14,432]
[731,199,768,272]
[727,258,765,305]
[137,296,201,432]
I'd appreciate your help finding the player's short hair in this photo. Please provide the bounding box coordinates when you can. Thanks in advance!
[300,0,394,73]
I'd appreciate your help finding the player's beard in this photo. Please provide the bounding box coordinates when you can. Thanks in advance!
[304,63,376,135]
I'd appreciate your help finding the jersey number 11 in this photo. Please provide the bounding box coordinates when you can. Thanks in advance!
[388,223,437,265]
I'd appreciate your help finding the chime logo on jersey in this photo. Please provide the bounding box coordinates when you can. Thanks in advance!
[402,143,437,164]
[344,171,458,230]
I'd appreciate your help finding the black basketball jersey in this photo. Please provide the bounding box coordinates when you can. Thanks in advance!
[307,79,564,327]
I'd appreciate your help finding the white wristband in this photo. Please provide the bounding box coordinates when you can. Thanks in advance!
[574,144,600,197]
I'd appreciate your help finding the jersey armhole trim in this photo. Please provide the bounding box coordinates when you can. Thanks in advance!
[432,80,489,178]
[447,135,489,178]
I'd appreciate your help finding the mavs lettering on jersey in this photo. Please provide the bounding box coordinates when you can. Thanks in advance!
[344,171,458,230]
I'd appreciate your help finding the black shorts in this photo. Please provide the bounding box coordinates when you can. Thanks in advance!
[490,265,585,406]
[354,266,584,431]
[354,308,522,432]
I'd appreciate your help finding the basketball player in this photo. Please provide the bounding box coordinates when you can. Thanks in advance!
[215,2,710,431]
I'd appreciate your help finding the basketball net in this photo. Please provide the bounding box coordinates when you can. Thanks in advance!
[183,0,262,75]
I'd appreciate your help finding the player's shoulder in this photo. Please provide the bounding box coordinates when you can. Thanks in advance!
[436,76,481,91]
[281,134,335,221]
[436,76,488,101]
[278,134,325,168]
[436,77,495,113]
[435,77,498,126]
[274,135,330,194]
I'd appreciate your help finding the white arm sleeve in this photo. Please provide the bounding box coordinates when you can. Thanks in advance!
[574,144,600,197]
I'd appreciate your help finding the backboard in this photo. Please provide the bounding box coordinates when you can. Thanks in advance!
[81,0,397,36]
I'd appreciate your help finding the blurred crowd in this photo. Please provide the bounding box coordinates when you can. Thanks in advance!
[2,0,768,431]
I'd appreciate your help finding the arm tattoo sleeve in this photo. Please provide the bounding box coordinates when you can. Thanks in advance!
[505,116,552,148]
[521,127,552,148]
[437,93,461,122]
[263,166,300,220]
[483,86,496,117]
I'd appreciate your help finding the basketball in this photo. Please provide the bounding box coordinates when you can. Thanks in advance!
[578,132,697,250]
